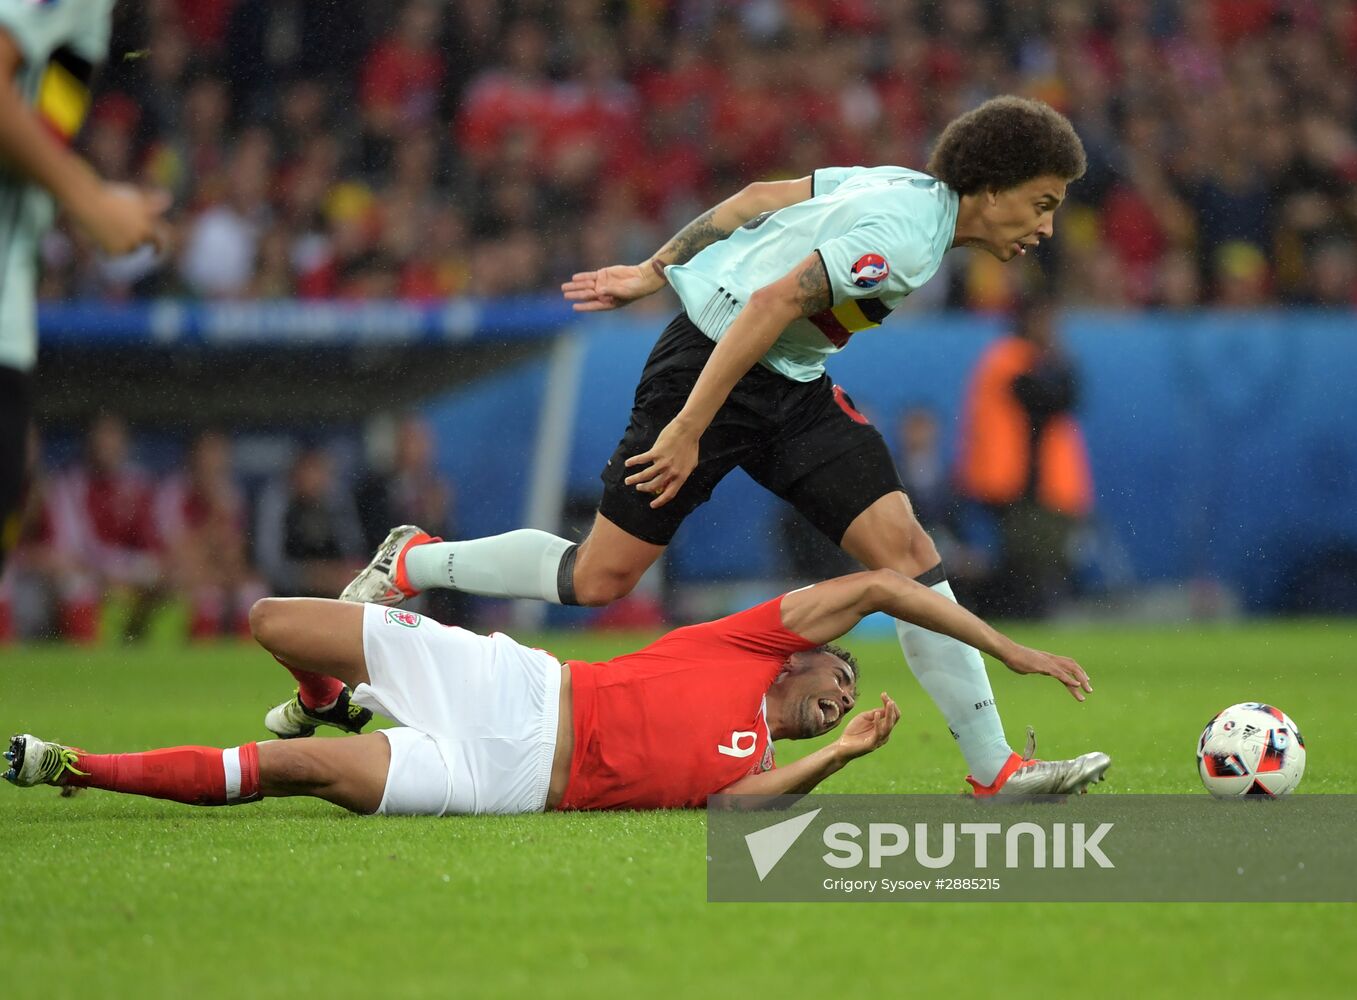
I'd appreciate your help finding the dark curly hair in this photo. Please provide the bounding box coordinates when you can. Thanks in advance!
[926,96,1087,195]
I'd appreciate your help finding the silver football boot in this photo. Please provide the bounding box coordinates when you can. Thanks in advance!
[338,524,434,605]
[969,728,1111,797]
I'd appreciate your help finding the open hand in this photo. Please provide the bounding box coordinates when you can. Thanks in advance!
[834,693,900,760]
[562,263,663,312]
[624,419,699,508]
[1002,644,1093,702]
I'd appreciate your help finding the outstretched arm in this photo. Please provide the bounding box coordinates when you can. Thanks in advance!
[719,692,901,796]
[652,177,814,269]
[781,570,1094,702]
[561,176,812,311]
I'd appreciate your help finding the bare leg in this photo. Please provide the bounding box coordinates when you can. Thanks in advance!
[54,732,392,812]
[248,597,369,688]
[391,512,664,607]
[838,491,1014,784]
[258,732,391,814]
[837,491,940,575]
[568,512,666,607]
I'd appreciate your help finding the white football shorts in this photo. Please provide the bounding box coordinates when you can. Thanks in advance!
[353,603,562,816]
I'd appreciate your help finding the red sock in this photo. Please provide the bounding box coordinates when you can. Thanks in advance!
[65,743,261,806]
[273,654,345,709]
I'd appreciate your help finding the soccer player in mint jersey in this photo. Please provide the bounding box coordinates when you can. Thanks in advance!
[0,0,170,576]
[6,570,1108,812]
[347,97,1093,796]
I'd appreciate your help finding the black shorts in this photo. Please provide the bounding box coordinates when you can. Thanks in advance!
[599,313,903,546]
[0,365,34,566]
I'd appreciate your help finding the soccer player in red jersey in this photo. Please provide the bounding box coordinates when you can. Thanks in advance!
[5,570,1108,811]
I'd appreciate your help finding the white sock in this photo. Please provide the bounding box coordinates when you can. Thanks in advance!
[403,530,575,604]
[895,580,1013,784]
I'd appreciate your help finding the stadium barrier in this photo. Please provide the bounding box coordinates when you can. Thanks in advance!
[39,302,1357,613]
[38,296,575,346]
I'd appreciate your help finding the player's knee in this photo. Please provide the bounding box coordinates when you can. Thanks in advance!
[571,564,641,607]
[248,597,285,649]
[907,526,941,571]
[858,517,939,576]
[884,504,940,570]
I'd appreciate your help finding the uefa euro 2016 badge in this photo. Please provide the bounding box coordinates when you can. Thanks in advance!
[850,253,890,288]
[385,608,422,628]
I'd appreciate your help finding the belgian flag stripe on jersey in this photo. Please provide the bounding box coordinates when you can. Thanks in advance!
[37,46,95,144]
[807,297,893,348]
[857,297,892,323]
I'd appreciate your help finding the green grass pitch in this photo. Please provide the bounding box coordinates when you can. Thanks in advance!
[3,619,1355,998]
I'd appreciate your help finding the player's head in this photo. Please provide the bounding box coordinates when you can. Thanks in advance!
[928,96,1086,262]
[768,644,859,739]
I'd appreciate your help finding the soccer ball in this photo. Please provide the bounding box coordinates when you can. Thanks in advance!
[1196,703,1306,797]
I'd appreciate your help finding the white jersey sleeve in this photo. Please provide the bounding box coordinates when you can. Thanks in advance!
[814,212,938,305]
[0,0,110,68]
[812,166,870,198]
[0,0,65,66]
[666,165,958,381]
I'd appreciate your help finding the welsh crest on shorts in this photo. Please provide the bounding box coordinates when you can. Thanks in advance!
[385,608,422,628]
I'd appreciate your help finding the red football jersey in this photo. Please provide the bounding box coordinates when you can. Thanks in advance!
[559,597,816,810]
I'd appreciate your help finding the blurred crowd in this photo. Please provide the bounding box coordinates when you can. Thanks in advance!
[1,387,1090,642]
[782,297,1101,619]
[43,0,1357,312]
[0,414,457,642]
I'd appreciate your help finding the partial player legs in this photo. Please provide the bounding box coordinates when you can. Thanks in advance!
[839,491,1014,786]
[258,732,391,813]
[386,512,663,607]
[6,731,392,814]
[0,365,34,580]
[567,512,666,606]
[837,491,941,576]
[249,597,369,688]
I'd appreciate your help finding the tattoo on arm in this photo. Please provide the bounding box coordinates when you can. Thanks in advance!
[794,253,833,316]
[658,208,731,266]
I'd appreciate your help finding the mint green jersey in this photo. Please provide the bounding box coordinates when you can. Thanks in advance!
[665,166,959,382]
[0,0,113,372]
